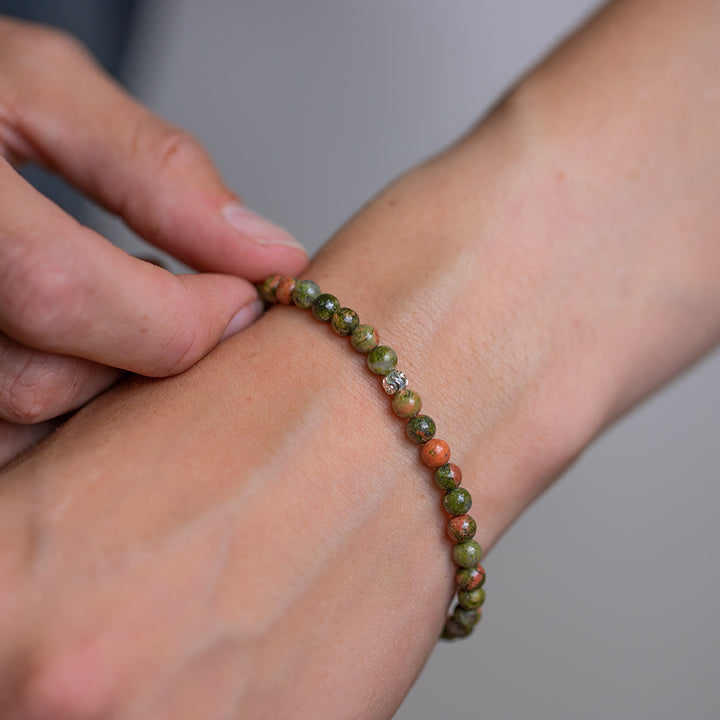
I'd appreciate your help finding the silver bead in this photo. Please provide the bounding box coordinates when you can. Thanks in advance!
[382,369,408,395]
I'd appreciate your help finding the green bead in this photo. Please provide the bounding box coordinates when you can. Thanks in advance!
[331,307,359,336]
[366,345,397,375]
[441,617,473,640]
[311,293,340,322]
[434,463,461,490]
[292,280,321,309]
[351,324,379,353]
[452,539,482,568]
[443,487,472,516]
[406,414,436,444]
[391,388,422,418]
[458,587,486,610]
[453,605,481,630]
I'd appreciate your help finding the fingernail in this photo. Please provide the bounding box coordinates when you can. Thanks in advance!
[222,203,306,252]
[221,299,265,341]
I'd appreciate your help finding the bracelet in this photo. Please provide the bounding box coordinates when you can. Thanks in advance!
[257,274,486,639]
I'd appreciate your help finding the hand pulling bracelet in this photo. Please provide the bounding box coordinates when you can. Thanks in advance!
[257,275,486,639]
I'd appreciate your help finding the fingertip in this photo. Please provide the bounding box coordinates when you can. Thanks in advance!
[221,202,310,281]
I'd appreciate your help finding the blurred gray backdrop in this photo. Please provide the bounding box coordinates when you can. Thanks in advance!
[78,1,720,718]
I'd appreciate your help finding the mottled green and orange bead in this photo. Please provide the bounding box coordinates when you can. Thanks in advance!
[391,388,422,418]
[453,605,481,631]
[447,514,477,542]
[452,539,482,568]
[458,587,486,610]
[434,463,462,490]
[331,307,359,336]
[350,324,378,353]
[258,274,281,304]
[443,487,472,516]
[312,293,340,322]
[441,616,473,639]
[367,345,398,375]
[292,279,321,309]
[406,414,436,444]
[455,564,485,592]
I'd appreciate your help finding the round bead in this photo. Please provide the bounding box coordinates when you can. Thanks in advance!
[434,463,462,490]
[292,280,321,309]
[391,388,422,418]
[455,564,485,591]
[443,487,472,516]
[453,605,481,630]
[441,616,473,640]
[350,324,379,353]
[366,345,398,375]
[447,514,477,542]
[452,539,482,568]
[258,274,281,304]
[420,438,450,467]
[331,307,359,336]
[458,587,486,610]
[275,277,296,305]
[311,293,340,322]
[406,414,436,444]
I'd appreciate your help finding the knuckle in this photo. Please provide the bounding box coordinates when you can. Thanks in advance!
[0,240,87,347]
[139,118,210,179]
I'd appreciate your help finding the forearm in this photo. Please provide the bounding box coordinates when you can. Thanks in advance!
[2,0,720,716]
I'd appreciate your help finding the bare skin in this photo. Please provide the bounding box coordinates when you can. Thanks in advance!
[1,0,720,717]
[0,16,308,463]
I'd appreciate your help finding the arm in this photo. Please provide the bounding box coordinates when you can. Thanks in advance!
[1,0,720,717]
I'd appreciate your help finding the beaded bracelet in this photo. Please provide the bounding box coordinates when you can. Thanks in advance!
[257,275,486,639]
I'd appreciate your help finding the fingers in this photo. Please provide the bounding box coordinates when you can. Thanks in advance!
[0,163,265,375]
[0,332,122,424]
[0,17,308,282]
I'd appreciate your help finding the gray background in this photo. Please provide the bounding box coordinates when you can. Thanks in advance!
[83,1,720,717]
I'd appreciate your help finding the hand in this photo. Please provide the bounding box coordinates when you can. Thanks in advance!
[0,16,308,466]
[2,1,720,718]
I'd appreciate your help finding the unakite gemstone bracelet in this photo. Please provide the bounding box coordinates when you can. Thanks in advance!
[257,275,486,639]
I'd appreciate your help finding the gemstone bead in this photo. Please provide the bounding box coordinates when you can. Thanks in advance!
[350,324,379,353]
[443,487,472,516]
[292,280,321,309]
[420,438,450,467]
[453,606,481,630]
[331,307,359,336]
[366,345,398,375]
[458,587,486,610]
[434,463,462,490]
[447,514,477,542]
[455,564,485,591]
[275,277,296,305]
[406,414,436,444]
[441,617,473,640]
[391,388,422,418]
[258,274,281,304]
[452,539,482,568]
[382,370,408,395]
[311,293,340,322]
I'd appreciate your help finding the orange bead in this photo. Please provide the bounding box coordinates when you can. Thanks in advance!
[275,277,297,305]
[420,438,450,467]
